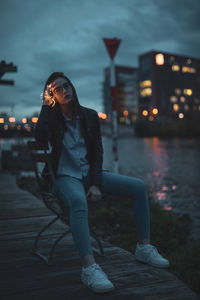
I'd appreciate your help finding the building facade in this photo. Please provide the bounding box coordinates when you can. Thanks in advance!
[138,50,200,121]
[103,65,139,123]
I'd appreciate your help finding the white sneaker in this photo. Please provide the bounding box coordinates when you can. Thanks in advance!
[81,263,115,293]
[135,243,170,268]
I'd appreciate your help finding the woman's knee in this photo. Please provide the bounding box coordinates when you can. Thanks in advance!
[132,178,147,195]
[70,195,88,212]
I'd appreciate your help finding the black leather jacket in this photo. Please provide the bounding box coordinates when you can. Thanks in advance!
[34,104,103,188]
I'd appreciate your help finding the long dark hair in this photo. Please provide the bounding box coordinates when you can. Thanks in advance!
[43,72,81,122]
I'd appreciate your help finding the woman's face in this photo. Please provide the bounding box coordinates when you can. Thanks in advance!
[49,77,73,105]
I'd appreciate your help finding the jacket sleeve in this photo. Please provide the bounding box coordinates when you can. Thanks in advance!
[90,111,103,187]
[34,105,54,144]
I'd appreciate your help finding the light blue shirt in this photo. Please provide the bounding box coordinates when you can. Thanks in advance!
[57,113,90,179]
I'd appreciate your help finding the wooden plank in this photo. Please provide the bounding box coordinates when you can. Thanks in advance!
[0,171,198,300]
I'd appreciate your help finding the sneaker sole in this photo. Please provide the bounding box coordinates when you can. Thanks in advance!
[82,280,115,293]
[135,257,170,268]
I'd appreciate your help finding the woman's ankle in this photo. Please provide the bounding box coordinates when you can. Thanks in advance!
[81,254,96,268]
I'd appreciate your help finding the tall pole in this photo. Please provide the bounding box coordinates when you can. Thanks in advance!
[103,38,121,173]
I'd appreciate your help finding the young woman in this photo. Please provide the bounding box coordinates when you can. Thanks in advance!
[35,72,169,294]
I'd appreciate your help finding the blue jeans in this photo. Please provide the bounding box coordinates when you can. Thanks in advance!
[54,171,150,257]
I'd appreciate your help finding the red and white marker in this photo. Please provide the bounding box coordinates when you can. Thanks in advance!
[103,38,121,173]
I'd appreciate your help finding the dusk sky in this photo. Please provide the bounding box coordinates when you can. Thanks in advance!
[0,0,200,120]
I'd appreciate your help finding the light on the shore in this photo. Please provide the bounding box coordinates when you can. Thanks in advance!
[152,108,158,115]
[9,117,15,123]
[98,112,107,119]
[155,53,164,65]
[101,113,107,119]
[173,104,179,111]
[22,118,27,124]
[123,110,128,117]
[32,117,38,123]
[184,89,192,96]
[179,113,184,119]
[180,96,185,103]
[142,110,148,116]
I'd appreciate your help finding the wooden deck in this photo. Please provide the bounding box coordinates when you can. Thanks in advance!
[0,171,198,300]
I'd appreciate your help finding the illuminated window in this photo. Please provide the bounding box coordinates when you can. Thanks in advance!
[142,110,148,116]
[184,104,189,111]
[170,96,178,103]
[175,88,181,95]
[182,66,196,73]
[180,96,185,103]
[173,104,179,111]
[140,88,152,97]
[152,108,158,115]
[183,89,192,96]
[172,65,180,71]
[169,56,175,62]
[179,113,184,119]
[187,58,192,64]
[155,53,164,65]
[0,118,4,123]
[140,80,152,88]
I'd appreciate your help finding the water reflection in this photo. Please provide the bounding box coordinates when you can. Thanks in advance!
[103,136,200,216]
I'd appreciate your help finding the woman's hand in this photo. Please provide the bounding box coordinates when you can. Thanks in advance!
[42,84,55,106]
[86,185,102,202]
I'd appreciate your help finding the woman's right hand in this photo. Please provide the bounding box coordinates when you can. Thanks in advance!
[42,84,55,106]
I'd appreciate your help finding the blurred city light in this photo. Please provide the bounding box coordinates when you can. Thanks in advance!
[152,108,158,115]
[142,110,148,116]
[9,117,15,123]
[123,110,128,117]
[179,113,184,119]
[32,117,38,123]
[22,118,27,124]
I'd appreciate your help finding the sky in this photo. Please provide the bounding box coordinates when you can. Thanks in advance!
[0,0,200,120]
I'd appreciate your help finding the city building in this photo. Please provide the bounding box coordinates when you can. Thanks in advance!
[103,65,139,123]
[138,50,200,121]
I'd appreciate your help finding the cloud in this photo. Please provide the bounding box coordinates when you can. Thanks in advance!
[0,0,200,119]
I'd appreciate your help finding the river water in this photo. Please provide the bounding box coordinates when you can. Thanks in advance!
[1,136,200,239]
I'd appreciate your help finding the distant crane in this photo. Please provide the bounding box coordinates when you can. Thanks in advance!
[0,60,17,85]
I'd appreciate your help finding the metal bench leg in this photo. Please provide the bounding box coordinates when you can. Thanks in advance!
[32,216,70,264]
[48,228,71,264]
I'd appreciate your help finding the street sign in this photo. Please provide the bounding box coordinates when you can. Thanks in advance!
[103,38,121,60]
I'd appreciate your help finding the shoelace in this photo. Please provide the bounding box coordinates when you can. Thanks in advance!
[147,245,160,257]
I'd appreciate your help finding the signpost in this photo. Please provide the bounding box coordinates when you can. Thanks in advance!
[0,61,17,85]
[103,38,121,173]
